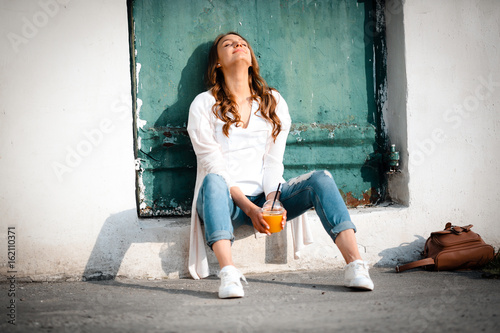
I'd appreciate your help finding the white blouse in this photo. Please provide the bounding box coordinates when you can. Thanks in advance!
[186,90,313,280]
[188,90,291,197]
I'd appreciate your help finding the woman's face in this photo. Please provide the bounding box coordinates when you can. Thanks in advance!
[216,34,252,70]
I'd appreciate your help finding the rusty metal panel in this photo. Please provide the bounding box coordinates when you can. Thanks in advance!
[131,0,387,216]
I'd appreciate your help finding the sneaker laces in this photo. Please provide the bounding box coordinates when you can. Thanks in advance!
[350,260,370,278]
[218,267,248,287]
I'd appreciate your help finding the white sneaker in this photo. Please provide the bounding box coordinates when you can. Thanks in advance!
[218,265,247,299]
[344,260,374,291]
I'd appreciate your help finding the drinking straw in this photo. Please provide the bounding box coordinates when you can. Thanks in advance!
[271,183,281,211]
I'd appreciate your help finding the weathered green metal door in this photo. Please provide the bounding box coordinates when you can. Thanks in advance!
[130,0,387,217]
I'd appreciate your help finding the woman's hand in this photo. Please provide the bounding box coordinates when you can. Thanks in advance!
[266,191,287,230]
[249,205,288,234]
[231,186,289,235]
[281,209,287,230]
[247,205,272,235]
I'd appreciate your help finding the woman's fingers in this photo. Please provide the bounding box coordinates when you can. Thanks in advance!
[260,214,271,235]
[281,209,287,228]
[251,208,270,235]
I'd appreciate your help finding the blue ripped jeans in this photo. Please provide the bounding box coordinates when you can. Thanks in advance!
[196,170,356,249]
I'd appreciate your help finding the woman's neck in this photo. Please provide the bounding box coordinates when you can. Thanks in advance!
[223,67,252,101]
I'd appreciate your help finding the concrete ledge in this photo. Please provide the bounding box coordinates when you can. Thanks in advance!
[0,204,426,282]
[75,204,420,281]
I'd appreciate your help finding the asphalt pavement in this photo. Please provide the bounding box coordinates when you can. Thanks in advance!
[1,268,499,333]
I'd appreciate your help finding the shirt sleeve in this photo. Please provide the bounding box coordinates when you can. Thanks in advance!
[187,93,234,188]
[262,92,291,197]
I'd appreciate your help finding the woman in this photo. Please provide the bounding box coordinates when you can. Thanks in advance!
[187,32,373,298]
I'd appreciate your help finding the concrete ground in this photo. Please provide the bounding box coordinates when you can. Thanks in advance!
[1,268,499,333]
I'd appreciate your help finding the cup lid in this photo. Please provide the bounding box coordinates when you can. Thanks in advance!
[262,199,284,212]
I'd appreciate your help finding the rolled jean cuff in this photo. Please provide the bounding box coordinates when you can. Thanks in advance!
[206,230,234,249]
[330,220,357,243]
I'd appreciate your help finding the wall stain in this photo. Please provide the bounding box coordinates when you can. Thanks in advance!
[339,188,380,208]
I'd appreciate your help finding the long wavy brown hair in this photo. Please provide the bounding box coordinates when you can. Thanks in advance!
[206,32,281,140]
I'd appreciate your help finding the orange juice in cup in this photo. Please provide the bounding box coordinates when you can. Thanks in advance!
[261,200,285,233]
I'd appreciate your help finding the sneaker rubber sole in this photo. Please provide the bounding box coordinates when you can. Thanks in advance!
[219,285,244,299]
[345,278,374,291]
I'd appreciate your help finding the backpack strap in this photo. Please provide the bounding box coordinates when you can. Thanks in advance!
[395,258,435,273]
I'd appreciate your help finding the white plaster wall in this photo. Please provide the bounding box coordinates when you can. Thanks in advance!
[0,0,141,280]
[1,0,499,281]
[403,0,500,240]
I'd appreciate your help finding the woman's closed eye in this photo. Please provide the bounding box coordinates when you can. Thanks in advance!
[223,41,247,48]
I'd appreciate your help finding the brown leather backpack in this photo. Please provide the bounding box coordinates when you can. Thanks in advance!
[396,223,495,273]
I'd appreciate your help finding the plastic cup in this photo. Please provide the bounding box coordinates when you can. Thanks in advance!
[261,200,285,233]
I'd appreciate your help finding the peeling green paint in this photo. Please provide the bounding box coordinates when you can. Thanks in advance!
[131,0,387,216]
